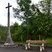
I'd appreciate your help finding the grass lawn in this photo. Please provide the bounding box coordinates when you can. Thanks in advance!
[46,38,52,46]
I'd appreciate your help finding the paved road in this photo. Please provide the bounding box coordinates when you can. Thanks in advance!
[0,46,52,52]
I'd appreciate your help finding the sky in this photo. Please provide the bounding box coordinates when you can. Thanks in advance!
[0,0,41,26]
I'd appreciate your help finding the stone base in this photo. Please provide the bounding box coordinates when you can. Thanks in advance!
[4,43,18,47]
[4,43,14,45]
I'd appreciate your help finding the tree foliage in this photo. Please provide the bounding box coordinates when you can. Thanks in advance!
[0,25,7,43]
[13,0,52,41]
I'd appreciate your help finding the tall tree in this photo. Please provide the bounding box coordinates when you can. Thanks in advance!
[13,0,35,39]
[39,0,52,37]
[13,0,52,40]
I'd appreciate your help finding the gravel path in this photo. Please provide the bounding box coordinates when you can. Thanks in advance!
[0,46,52,52]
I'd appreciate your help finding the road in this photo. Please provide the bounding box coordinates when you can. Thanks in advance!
[0,46,52,52]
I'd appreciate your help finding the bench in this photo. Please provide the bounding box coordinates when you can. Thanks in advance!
[25,40,47,52]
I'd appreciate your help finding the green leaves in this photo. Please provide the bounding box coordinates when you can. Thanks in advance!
[0,25,7,42]
[12,0,52,41]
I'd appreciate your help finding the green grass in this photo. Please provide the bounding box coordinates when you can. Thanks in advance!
[46,38,52,46]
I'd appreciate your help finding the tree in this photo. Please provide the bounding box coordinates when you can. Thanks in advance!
[38,0,52,38]
[13,0,52,40]
[11,23,28,42]
[13,0,36,40]
[0,25,7,43]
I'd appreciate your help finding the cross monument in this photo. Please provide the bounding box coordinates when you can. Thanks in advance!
[4,3,14,46]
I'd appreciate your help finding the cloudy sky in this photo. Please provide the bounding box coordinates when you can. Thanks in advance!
[0,0,41,26]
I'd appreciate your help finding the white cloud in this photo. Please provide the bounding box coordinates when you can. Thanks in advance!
[31,0,41,4]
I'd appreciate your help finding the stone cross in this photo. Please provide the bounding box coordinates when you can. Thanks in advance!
[6,3,12,28]
[4,3,14,45]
